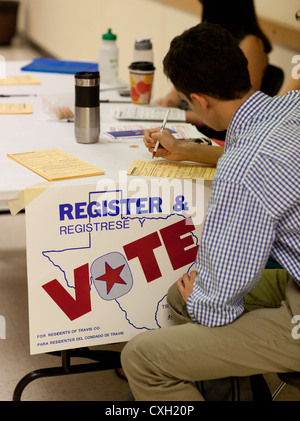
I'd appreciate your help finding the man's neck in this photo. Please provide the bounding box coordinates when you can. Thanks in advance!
[215,89,255,130]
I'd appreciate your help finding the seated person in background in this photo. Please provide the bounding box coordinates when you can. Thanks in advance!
[157,0,272,131]
[121,22,300,401]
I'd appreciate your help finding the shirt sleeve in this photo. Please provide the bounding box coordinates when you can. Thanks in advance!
[187,179,276,327]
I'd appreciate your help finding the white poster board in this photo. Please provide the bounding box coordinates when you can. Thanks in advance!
[25,177,211,354]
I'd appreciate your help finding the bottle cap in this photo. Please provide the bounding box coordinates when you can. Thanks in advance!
[102,28,117,41]
[134,37,152,50]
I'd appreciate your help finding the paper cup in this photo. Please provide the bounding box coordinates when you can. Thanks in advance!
[128,61,155,104]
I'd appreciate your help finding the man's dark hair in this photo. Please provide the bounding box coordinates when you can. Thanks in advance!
[163,23,251,100]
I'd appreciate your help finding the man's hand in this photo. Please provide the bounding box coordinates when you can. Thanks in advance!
[143,128,183,161]
[177,270,197,303]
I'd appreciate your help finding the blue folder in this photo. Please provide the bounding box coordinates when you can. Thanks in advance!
[21,58,98,74]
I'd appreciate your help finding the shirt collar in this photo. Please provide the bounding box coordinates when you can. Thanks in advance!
[225,91,270,149]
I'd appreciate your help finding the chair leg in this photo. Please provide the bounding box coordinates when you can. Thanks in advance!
[272,381,286,400]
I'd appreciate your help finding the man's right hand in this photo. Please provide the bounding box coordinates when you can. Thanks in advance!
[143,128,183,161]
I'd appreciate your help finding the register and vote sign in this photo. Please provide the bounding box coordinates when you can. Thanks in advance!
[25,177,210,354]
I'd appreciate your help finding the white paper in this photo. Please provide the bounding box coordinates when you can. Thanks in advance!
[101,122,205,142]
[113,104,186,121]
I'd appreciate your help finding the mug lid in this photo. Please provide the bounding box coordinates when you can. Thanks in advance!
[128,61,155,71]
[75,71,100,79]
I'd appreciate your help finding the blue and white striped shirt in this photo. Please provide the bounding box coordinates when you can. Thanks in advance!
[187,90,300,327]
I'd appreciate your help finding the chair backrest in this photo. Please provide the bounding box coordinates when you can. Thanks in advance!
[260,64,284,96]
[265,255,283,269]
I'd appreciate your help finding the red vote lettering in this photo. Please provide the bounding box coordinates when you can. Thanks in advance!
[42,263,91,321]
[160,217,198,270]
[124,217,198,283]
[42,218,198,317]
[123,232,162,283]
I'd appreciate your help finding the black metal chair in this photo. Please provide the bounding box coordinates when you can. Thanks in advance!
[272,372,300,400]
[260,64,285,97]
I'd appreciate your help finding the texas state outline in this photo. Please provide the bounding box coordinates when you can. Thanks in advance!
[41,190,199,331]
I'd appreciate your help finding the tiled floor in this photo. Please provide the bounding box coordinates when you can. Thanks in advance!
[0,35,43,61]
[1,35,300,402]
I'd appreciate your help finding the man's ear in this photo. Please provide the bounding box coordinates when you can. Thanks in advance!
[190,93,209,110]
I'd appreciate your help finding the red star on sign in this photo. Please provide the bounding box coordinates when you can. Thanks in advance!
[96,262,126,294]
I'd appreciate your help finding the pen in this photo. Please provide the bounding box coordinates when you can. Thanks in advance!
[99,99,131,103]
[152,108,170,158]
[0,94,37,97]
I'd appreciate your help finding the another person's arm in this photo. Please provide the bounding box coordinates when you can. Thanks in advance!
[156,86,181,108]
[278,76,300,95]
[156,91,202,126]
[239,34,268,91]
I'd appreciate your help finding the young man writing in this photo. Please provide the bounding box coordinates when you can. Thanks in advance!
[121,23,300,401]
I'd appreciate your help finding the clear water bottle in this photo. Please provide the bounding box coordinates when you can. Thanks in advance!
[99,28,119,85]
[133,37,153,63]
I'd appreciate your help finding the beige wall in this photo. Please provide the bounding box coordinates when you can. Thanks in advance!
[17,0,300,98]
[254,0,300,82]
[18,0,199,98]
[254,0,300,29]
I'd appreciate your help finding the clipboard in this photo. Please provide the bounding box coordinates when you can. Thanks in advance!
[21,58,98,74]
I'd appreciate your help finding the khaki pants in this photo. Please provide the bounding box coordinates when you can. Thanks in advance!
[121,269,300,401]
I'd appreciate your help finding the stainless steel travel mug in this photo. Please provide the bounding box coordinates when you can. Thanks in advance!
[74,71,100,144]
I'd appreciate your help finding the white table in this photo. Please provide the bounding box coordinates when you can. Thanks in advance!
[2,62,213,401]
[0,61,150,211]
[0,61,162,400]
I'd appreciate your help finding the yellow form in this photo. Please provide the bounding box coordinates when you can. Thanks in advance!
[0,103,33,114]
[127,160,216,180]
[0,75,40,85]
[7,148,104,181]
